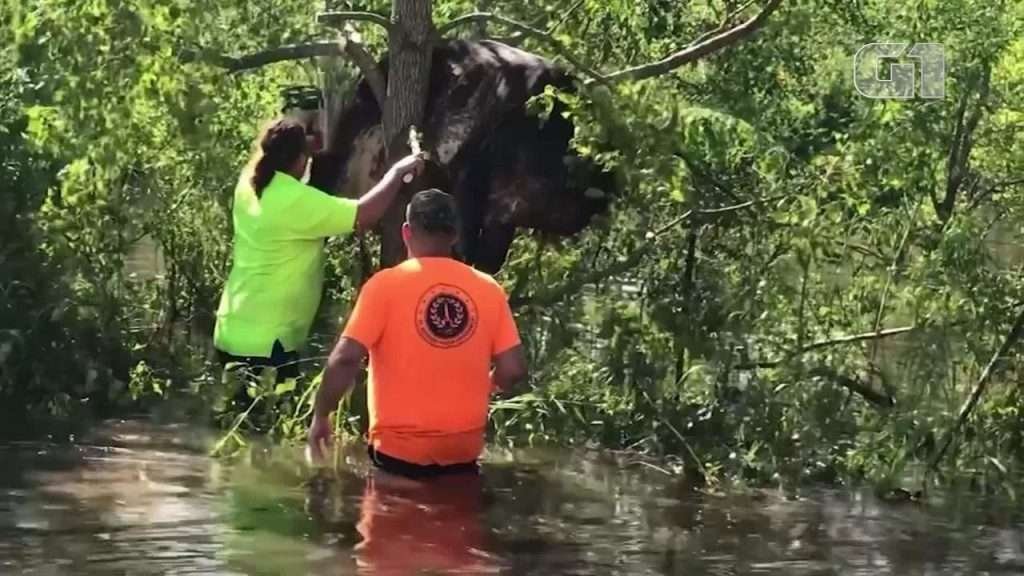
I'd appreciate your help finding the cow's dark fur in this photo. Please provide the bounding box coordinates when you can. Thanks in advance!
[309,40,613,273]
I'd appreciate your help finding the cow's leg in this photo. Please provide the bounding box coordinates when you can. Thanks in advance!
[474,223,516,274]
[450,151,491,266]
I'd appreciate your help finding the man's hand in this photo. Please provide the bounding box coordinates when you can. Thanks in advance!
[307,415,333,465]
[308,337,368,465]
[491,345,528,396]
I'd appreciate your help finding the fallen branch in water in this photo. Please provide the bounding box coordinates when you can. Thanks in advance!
[662,417,714,484]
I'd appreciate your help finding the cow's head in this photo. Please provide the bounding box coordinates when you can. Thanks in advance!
[562,154,614,232]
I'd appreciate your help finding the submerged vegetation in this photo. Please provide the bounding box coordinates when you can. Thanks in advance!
[3,0,1024,495]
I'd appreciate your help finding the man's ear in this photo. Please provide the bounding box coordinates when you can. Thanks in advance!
[401,222,412,242]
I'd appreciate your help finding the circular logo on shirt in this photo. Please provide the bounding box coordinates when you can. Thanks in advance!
[416,284,478,348]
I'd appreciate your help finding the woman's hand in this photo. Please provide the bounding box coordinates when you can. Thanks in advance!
[354,153,427,233]
[387,153,425,185]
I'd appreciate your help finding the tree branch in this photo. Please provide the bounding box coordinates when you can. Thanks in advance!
[335,31,386,108]
[808,366,895,408]
[966,176,1024,212]
[689,0,759,47]
[511,196,769,308]
[180,41,346,72]
[437,12,608,84]
[735,326,917,370]
[440,0,781,86]
[596,0,783,84]
[939,65,991,222]
[929,303,1024,473]
[180,35,383,103]
[547,0,587,35]
[799,326,917,354]
[510,249,644,309]
[317,10,393,33]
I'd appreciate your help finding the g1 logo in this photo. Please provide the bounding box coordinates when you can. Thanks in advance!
[854,43,945,100]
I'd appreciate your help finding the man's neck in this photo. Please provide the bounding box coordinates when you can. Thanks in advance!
[408,251,451,260]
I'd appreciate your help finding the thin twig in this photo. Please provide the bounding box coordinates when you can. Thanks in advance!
[211,395,263,457]
[651,195,781,237]
[626,460,676,475]
[662,418,712,482]
[966,177,1024,212]
[688,0,759,47]
[870,199,921,365]
[547,0,586,35]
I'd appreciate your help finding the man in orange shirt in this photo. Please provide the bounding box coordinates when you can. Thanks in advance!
[308,189,528,477]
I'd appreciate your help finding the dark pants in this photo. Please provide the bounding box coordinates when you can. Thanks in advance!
[216,339,300,382]
[368,446,479,480]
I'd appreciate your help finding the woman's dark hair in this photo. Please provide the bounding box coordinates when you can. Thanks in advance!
[251,118,308,197]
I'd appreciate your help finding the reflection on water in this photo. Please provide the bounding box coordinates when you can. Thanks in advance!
[2,420,1024,575]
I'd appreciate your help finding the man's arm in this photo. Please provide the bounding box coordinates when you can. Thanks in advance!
[308,337,368,460]
[491,345,528,396]
[313,336,368,420]
[354,154,423,233]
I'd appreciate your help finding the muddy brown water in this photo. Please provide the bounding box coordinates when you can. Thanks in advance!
[1,420,1023,575]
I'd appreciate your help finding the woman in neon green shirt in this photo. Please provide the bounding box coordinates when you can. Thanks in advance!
[214,117,422,379]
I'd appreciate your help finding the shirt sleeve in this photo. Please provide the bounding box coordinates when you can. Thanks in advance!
[283,179,358,238]
[492,286,522,356]
[342,274,388,349]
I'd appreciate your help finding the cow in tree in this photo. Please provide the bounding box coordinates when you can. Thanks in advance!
[309,39,615,274]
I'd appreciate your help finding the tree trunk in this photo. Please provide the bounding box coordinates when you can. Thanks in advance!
[379,0,434,267]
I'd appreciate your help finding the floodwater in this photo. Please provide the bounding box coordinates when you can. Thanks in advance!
[2,421,1023,575]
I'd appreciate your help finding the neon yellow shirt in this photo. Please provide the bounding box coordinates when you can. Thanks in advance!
[214,171,358,357]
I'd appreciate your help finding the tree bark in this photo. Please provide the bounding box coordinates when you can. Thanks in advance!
[379,0,435,267]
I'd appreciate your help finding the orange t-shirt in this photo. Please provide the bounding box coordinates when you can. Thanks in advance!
[342,257,521,465]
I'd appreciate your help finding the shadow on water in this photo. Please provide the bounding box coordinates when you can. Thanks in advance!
[2,419,1024,575]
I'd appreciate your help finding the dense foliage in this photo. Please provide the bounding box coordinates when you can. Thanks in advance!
[3,0,1024,494]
